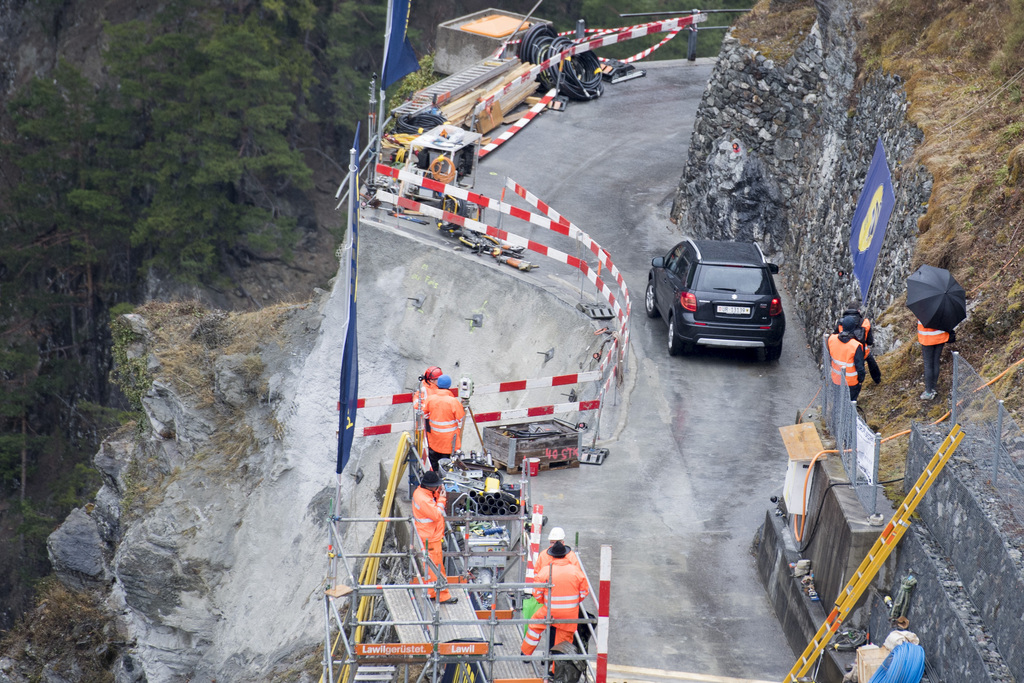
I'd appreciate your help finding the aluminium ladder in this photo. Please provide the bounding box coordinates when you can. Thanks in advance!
[391,57,519,119]
[783,423,965,682]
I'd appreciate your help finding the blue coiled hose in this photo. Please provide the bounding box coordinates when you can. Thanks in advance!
[868,642,926,683]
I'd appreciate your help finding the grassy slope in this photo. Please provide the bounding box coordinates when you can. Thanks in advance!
[740,0,1024,490]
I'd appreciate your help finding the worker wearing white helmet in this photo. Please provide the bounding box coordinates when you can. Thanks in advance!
[534,526,582,574]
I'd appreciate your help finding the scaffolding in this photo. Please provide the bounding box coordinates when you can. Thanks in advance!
[321,433,604,683]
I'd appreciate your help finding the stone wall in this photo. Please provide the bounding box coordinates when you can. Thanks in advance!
[905,424,1023,682]
[671,0,929,358]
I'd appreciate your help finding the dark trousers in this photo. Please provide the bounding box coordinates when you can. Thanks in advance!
[922,343,944,392]
[428,448,450,472]
[849,383,862,402]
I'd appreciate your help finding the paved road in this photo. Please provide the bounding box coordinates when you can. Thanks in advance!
[467,60,822,680]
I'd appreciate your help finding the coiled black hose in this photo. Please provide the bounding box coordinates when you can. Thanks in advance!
[395,111,447,134]
[516,23,604,102]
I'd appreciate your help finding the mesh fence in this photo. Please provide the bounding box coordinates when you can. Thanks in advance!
[821,336,880,515]
[951,352,1024,531]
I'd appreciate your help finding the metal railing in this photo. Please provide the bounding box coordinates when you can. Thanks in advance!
[950,351,1024,529]
[821,335,880,515]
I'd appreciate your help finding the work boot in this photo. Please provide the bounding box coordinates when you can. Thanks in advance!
[920,390,936,400]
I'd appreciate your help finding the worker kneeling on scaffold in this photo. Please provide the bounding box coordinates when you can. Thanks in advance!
[412,471,457,604]
[521,541,589,656]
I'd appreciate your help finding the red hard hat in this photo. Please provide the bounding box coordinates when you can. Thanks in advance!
[422,366,443,381]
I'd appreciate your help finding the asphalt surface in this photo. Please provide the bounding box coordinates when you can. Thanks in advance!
[466,60,822,680]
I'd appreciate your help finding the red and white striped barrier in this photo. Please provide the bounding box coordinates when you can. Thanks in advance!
[478,89,556,159]
[605,27,682,64]
[474,13,706,116]
[372,168,630,326]
[355,370,602,409]
[505,178,631,391]
[358,399,600,438]
[596,544,611,683]
[375,189,629,326]
[526,504,544,584]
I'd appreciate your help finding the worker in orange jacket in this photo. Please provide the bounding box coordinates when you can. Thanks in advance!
[534,527,582,576]
[828,327,865,402]
[522,541,589,655]
[423,375,465,472]
[836,303,881,384]
[412,471,456,604]
[917,321,953,401]
[413,366,446,464]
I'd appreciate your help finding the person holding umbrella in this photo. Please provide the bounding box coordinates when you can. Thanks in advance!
[906,265,967,401]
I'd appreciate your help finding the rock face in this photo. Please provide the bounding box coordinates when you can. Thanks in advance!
[672,0,929,358]
[45,224,603,681]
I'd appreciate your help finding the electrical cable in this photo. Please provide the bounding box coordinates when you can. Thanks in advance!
[867,641,925,683]
[395,111,447,135]
[796,476,905,553]
[516,23,605,102]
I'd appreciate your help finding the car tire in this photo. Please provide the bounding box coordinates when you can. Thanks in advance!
[765,342,783,362]
[667,315,684,356]
[645,280,660,319]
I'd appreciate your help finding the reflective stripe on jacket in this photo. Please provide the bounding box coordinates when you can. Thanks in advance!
[828,333,865,387]
[533,557,590,621]
[424,393,465,454]
[917,322,949,346]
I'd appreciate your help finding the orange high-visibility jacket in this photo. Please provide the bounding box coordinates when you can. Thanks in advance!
[828,333,865,387]
[534,545,582,576]
[532,556,589,621]
[413,379,451,413]
[917,321,949,346]
[412,485,447,546]
[838,316,874,356]
[424,393,465,454]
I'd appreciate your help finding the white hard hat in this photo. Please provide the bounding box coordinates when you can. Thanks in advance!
[548,527,565,542]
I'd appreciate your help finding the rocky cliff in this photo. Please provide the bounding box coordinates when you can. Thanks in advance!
[671,0,929,359]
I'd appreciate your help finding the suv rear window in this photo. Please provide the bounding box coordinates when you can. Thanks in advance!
[695,265,771,295]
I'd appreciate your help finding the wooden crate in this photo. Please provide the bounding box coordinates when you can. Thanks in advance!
[482,419,581,473]
[856,645,889,682]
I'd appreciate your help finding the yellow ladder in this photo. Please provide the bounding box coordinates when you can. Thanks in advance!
[783,423,965,682]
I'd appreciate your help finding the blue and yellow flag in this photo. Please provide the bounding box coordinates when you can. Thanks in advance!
[337,124,360,474]
[849,138,895,300]
[381,0,419,90]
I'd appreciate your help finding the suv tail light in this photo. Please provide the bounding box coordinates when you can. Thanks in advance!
[680,291,697,312]
[769,297,783,316]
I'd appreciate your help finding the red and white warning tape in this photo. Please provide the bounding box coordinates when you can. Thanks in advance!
[474,13,706,116]
[376,189,628,326]
[372,167,630,327]
[478,89,557,159]
[604,27,683,64]
[358,399,600,438]
[596,545,611,683]
[356,370,602,409]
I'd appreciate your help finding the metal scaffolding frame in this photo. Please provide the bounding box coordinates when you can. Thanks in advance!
[320,433,602,683]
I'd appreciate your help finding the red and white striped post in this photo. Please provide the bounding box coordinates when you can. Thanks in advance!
[596,544,611,683]
[525,504,544,585]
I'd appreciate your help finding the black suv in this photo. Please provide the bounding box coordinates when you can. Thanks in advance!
[645,238,785,360]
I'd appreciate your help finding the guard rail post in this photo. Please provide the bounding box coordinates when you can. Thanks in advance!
[994,400,1004,484]
[952,350,960,425]
[871,430,881,516]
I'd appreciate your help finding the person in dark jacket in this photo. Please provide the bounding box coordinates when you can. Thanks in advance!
[835,302,881,385]
[828,327,866,402]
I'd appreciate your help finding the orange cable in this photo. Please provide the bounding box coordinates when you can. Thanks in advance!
[798,386,822,424]
[793,448,838,543]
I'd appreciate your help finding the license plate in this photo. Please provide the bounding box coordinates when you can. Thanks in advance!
[717,305,750,315]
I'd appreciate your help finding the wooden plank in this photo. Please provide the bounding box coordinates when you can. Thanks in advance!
[778,422,826,462]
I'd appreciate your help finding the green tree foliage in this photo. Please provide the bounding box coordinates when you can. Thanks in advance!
[105,1,315,282]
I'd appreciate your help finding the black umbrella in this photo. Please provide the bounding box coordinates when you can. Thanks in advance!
[906,265,967,331]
